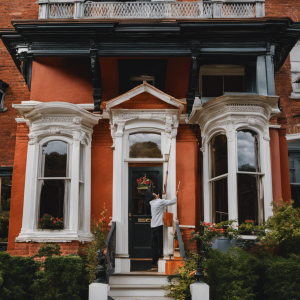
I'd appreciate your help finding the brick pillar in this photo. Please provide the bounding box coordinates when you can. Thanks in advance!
[279,128,292,201]
[269,128,283,203]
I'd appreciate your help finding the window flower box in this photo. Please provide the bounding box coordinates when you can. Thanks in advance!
[39,214,64,230]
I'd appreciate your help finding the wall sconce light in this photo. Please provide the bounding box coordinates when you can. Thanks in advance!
[0,80,9,113]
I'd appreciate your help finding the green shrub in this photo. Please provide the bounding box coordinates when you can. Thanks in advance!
[262,255,300,300]
[32,254,88,300]
[204,247,259,300]
[34,243,62,258]
[165,252,198,300]
[0,252,40,300]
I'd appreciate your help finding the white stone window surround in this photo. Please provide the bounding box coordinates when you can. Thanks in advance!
[110,109,179,273]
[12,101,99,243]
[188,94,281,225]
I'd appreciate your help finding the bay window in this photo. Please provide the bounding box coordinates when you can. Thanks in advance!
[14,102,99,242]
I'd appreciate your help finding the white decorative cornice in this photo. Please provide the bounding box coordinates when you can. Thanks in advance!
[189,95,277,144]
[110,109,179,138]
[13,102,100,145]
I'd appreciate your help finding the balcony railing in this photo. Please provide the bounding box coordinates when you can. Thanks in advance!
[38,0,265,20]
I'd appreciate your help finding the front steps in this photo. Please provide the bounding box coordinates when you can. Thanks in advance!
[108,272,175,300]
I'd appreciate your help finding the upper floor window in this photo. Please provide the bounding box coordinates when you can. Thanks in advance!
[0,80,9,113]
[129,133,162,159]
[288,139,300,208]
[200,65,245,98]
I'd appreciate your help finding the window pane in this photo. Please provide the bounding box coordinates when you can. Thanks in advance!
[129,133,162,158]
[212,177,228,223]
[1,177,12,211]
[237,130,259,172]
[202,75,223,97]
[211,135,228,178]
[43,141,68,177]
[238,174,260,224]
[39,179,65,220]
[224,75,244,93]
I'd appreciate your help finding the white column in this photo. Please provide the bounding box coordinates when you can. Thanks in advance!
[227,124,238,221]
[69,139,80,232]
[262,135,273,220]
[165,135,177,257]
[20,142,40,232]
[112,122,128,256]
[83,141,92,239]
[202,142,210,223]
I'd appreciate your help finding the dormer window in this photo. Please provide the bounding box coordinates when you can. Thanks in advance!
[200,65,245,99]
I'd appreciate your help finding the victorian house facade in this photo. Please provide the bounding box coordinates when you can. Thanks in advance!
[1,0,300,297]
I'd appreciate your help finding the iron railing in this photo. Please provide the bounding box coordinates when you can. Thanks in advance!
[175,219,187,261]
[106,221,116,281]
[38,0,265,20]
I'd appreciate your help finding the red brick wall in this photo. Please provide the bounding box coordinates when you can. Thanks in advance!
[0,0,38,167]
[265,0,300,21]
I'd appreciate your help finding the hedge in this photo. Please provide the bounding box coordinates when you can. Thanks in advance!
[0,252,40,300]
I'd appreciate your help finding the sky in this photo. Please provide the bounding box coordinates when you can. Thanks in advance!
[237,131,256,169]
[129,133,161,149]
[43,141,68,155]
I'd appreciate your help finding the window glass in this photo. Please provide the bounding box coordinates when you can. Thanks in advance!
[288,140,300,208]
[129,133,162,158]
[43,141,68,177]
[202,75,223,98]
[238,174,260,224]
[39,179,65,220]
[213,177,228,223]
[237,130,259,172]
[211,135,228,178]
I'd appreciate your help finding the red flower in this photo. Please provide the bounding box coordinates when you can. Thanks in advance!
[208,227,212,230]
[213,228,217,232]
[207,222,211,226]
[143,181,147,184]
[202,222,206,225]
[53,221,56,224]
[50,218,53,220]
[56,217,59,220]
[41,218,43,221]
[136,179,140,183]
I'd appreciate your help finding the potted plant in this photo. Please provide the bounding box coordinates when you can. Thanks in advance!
[39,214,64,230]
[174,232,179,248]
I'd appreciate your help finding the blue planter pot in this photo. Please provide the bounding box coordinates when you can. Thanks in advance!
[211,237,238,252]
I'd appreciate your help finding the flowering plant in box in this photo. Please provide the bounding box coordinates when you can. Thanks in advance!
[239,219,256,235]
[136,176,151,189]
[39,214,64,230]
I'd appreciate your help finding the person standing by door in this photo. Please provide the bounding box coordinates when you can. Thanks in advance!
[150,190,178,270]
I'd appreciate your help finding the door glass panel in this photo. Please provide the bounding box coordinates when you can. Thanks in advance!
[42,141,68,177]
[211,135,228,178]
[237,130,259,172]
[212,177,228,223]
[129,133,162,158]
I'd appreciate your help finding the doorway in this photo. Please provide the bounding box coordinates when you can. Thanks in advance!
[128,166,163,270]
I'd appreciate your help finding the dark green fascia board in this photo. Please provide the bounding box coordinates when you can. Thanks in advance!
[0,167,13,177]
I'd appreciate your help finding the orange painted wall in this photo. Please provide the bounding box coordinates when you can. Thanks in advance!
[100,57,191,101]
[7,123,29,252]
[30,57,94,103]
[90,120,113,220]
[30,57,191,103]
[176,125,199,226]
[269,129,283,203]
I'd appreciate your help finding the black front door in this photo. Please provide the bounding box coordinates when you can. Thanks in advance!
[128,167,163,258]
